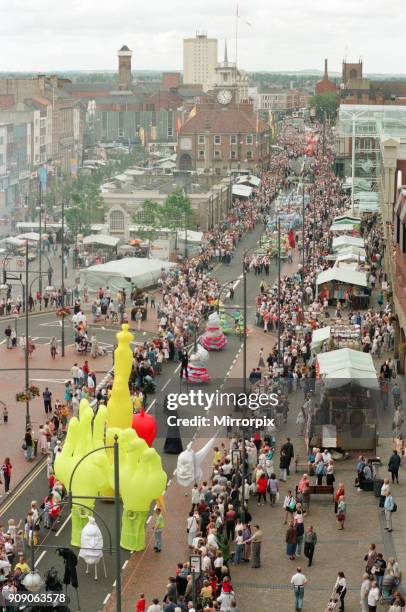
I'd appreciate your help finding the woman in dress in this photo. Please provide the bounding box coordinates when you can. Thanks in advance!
[186,511,199,549]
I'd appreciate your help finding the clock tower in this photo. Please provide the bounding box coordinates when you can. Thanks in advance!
[211,40,238,105]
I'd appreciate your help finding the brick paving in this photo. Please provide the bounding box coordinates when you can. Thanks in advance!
[0,343,111,494]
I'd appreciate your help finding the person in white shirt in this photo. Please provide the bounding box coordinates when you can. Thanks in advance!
[291,568,307,611]
[322,449,332,464]
[360,573,370,612]
[334,571,347,611]
[367,580,380,611]
[146,598,162,612]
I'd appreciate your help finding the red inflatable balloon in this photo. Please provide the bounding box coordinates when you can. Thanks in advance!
[132,408,157,447]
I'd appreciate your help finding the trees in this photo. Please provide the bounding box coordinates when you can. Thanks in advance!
[131,190,196,257]
[308,92,338,122]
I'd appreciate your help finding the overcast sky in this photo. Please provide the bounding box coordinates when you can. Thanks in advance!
[1,0,405,74]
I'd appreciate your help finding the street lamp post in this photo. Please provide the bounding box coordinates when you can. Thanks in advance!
[61,198,66,356]
[24,240,30,428]
[277,218,281,370]
[38,182,43,311]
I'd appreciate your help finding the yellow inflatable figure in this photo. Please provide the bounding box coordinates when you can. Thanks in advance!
[107,324,134,430]
[116,430,167,551]
[54,401,111,546]
[55,324,167,550]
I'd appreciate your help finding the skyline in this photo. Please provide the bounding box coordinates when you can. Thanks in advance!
[1,0,405,74]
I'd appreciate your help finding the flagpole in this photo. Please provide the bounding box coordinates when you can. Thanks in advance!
[235,1,238,67]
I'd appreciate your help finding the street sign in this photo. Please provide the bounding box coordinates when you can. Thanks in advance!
[189,555,202,574]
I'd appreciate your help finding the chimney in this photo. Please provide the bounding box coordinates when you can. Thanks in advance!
[117,45,133,91]
[324,59,328,79]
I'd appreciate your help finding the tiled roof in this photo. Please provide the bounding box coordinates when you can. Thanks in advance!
[180,106,268,134]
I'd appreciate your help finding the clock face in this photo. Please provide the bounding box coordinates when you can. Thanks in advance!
[217,89,232,105]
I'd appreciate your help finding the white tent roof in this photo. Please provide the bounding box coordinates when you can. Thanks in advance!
[358,202,380,212]
[316,267,368,288]
[236,175,261,187]
[80,257,175,292]
[90,223,109,232]
[334,252,366,264]
[178,230,204,243]
[16,222,62,230]
[16,232,44,242]
[232,184,252,198]
[311,326,331,350]
[317,348,378,389]
[332,235,365,251]
[82,234,120,248]
[333,215,361,225]
[330,223,359,233]
[4,237,26,247]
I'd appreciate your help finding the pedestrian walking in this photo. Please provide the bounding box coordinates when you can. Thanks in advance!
[388,450,401,484]
[286,521,297,560]
[153,508,164,552]
[384,490,395,532]
[1,457,12,494]
[43,387,52,415]
[336,495,346,530]
[249,525,262,568]
[367,580,380,612]
[291,567,307,611]
[333,572,347,612]
[179,350,189,380]
[303,525,317,566]
[281,438,294,475]
[50,336,58,359]
[360,573,371,612]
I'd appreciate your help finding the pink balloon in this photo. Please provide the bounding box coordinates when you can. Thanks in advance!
[132,408,157,447]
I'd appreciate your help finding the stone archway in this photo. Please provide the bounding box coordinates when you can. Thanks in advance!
[179,153,192,171]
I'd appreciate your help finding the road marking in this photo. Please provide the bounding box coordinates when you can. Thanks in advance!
[102,594,111,605]
[161,379,171,392]
[34,550,47,567]
[167,479,172,486]
[0,339,6,345]
[146,399,156,414]
[174,363,181,373]
[39,320,62,328]
[122,560,128,570]
[55,512,71,536]
[146,516,152,524]
[31,378,68,384]
[0,460,47,518]
[112,580,116,587]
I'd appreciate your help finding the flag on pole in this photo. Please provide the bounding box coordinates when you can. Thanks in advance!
[187,106,197,121]
[237,2,253,27]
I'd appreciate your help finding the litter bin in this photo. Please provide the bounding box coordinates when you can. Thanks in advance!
[373,477,384,498]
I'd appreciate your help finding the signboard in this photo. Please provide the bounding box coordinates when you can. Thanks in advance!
[189,555,201,574]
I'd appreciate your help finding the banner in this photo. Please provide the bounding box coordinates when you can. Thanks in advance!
[39,165,48,191]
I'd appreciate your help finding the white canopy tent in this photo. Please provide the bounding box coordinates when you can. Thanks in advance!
[332,235,365,252]
[333,215,361,225]
[325,245,366,261]
[80,257,175,292]
[311,326,331,352]
[82,234,120,248]
[333,252,366,265]
[330,223,359,233]
[16,232,48,242]
[3,237,26,247]
[232,184,253,198]
[236,175,261,188]
[317,348,378,389]
[316,267,368,291]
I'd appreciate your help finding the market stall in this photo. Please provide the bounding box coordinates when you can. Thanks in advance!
[316,267,370,308]
[332,235,365,252]
[313,348,378,451]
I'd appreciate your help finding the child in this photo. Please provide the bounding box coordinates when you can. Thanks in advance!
[324,598,338,611]
[135,594,146,612]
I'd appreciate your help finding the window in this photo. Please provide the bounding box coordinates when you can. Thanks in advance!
[246,135,253,145]
[110,210,125,232]
[230,151,237,160]
[167,126,173,137]
[0,154,3,165]
[214,135,221,145]
[198,134,205,144]
[214,150,221,160]
[246,150,253,160]
[198,150,205,158]
[230,135,237,145]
